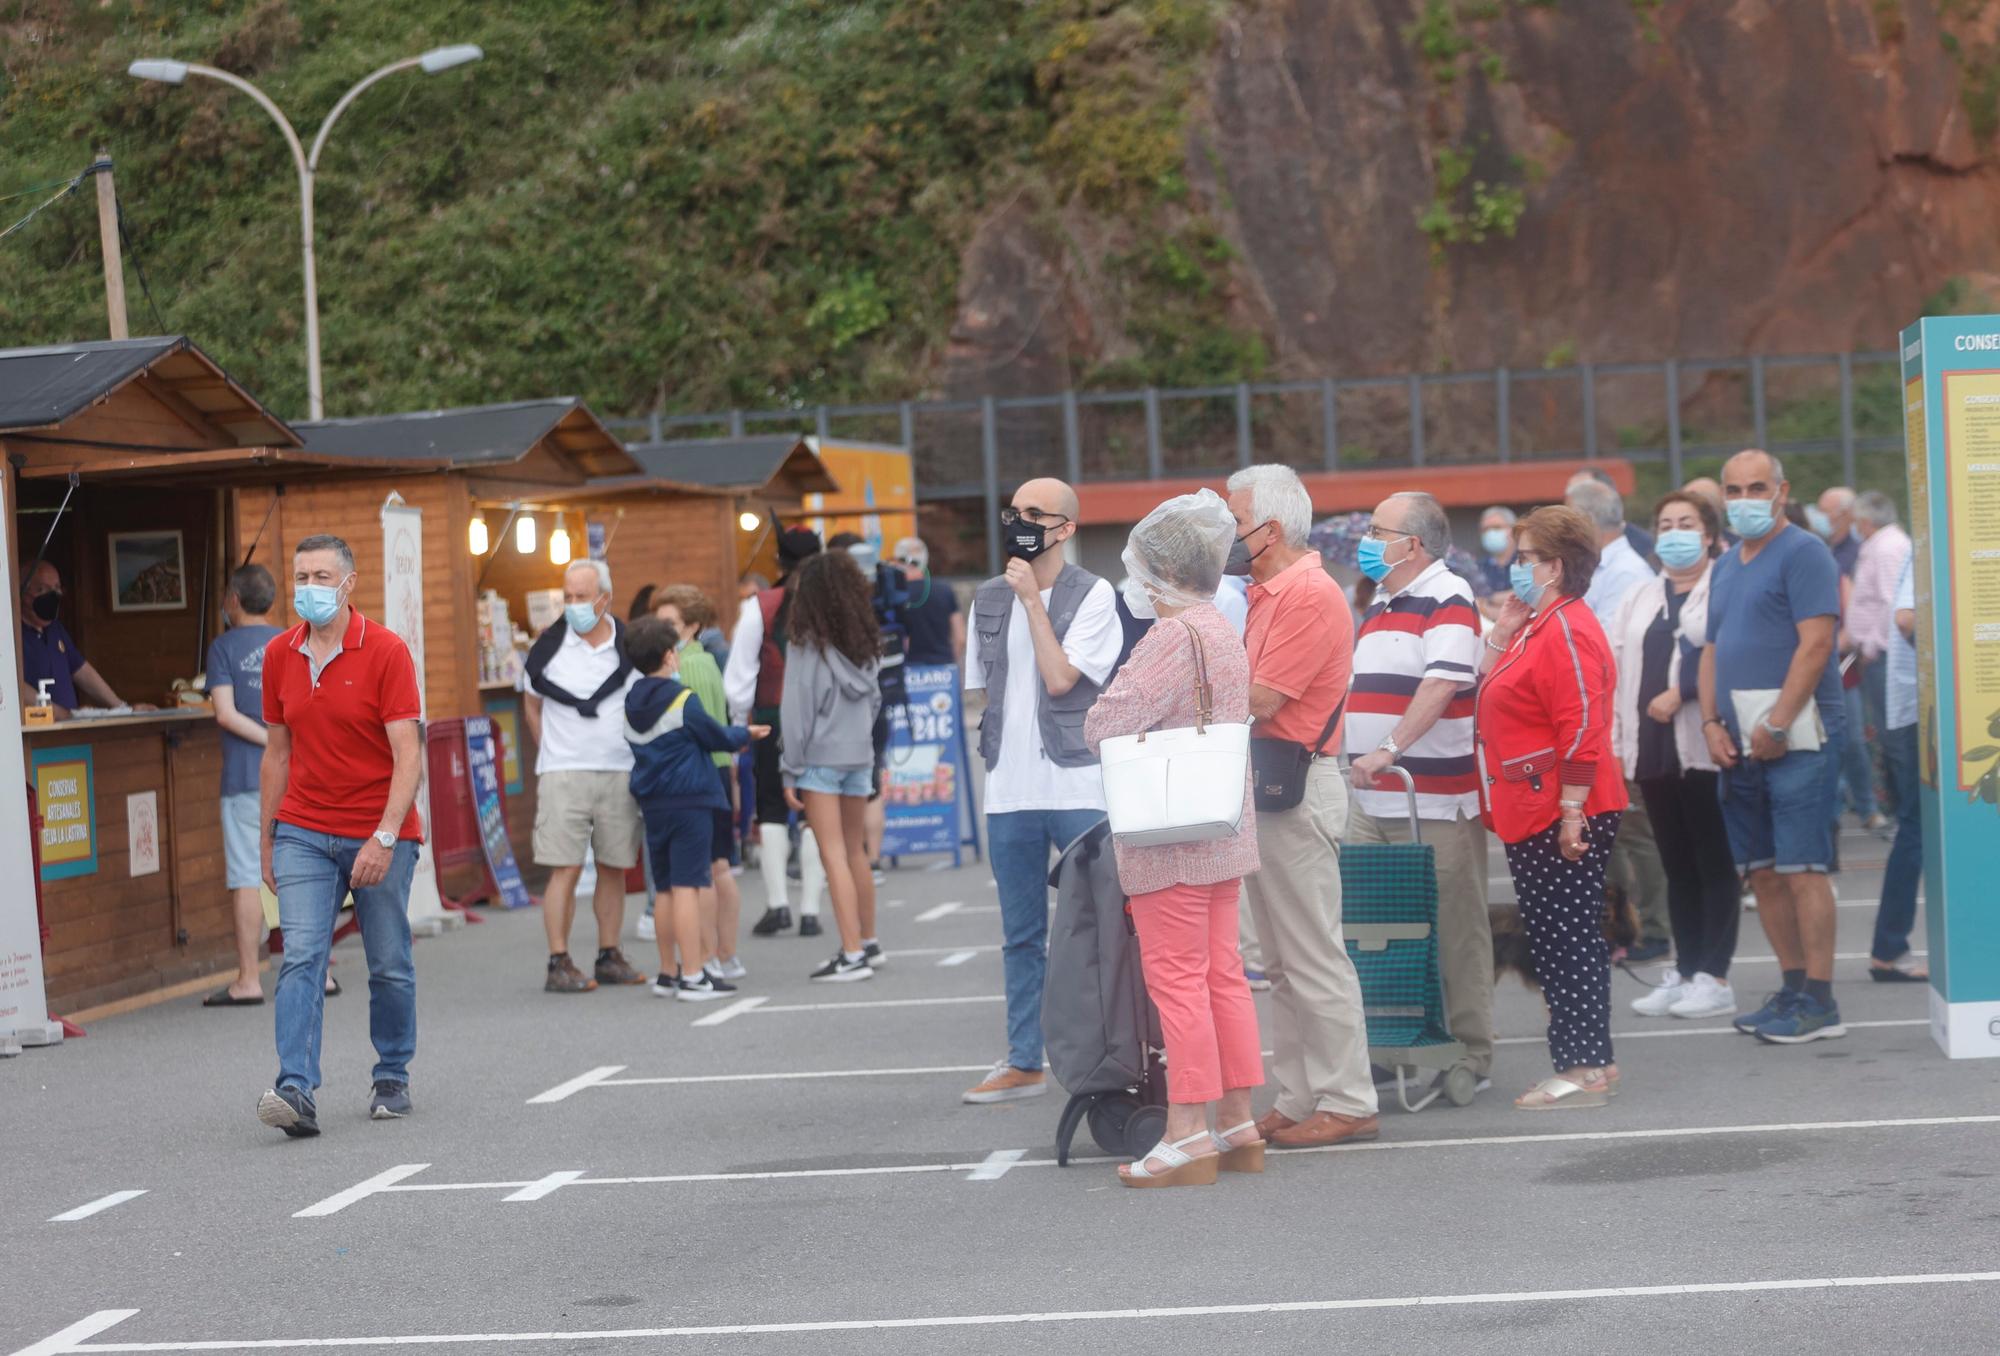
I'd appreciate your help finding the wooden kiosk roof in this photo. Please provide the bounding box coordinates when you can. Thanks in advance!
[296,398,641,486]
[581,433,840,501]
[0,336,299,458]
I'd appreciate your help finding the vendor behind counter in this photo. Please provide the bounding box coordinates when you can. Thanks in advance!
[18,558,156,717]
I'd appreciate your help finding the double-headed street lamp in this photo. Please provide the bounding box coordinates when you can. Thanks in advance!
[128,45,482,420]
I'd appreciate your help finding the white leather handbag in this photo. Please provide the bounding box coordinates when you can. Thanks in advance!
[1098,618,1251,847]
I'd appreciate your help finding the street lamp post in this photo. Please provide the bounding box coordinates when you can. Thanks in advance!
[128,45,481,420]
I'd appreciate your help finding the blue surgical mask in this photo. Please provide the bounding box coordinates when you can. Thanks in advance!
[1656,529,1706,570]
[564,601,601,635]
[293,579,348,627]
[1481,528,1510,556]
[1355,537,1394,582]
[1805,505,1833,539]
[1508,560,1547,607]
[1726,497,1778,540]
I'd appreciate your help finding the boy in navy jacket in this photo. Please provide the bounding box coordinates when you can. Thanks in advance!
[624,618,768,1001]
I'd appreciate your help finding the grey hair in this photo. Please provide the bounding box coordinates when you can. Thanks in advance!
[1566,479,1626,532]
[1226,464,1313,548]
[293,534,355,573]
[892,536,928,567]
[1480,505,1517,527]
[1388,491,1451,559]
[565,558,613,595]
[1855,490,1898,528]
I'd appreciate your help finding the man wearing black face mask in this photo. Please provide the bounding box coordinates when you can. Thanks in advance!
[961,478,1122,1105]
[18,558,141,718]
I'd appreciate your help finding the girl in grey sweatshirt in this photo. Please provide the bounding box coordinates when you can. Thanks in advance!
[776,552,885,982]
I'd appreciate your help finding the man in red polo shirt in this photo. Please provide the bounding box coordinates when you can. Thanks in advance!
[1226,464,1380,1148]
[255,534,424,1139]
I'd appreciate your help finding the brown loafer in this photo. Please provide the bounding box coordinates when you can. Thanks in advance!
[1253,1109,1299,1140]
[593,948,648,986]
[1270,1110,1381,1148]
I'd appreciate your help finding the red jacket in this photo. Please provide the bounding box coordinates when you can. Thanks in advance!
[1474,595,1628,844]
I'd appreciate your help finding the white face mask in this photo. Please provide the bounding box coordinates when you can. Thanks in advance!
[1119,576,1158,621]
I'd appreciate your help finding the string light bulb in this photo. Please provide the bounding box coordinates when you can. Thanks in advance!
[549,523,572,565]
[738,510,760,532]
[468,516,488,556]
[515,513,536,554]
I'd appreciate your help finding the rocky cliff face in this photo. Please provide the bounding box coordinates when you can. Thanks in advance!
[945,1,2000,408]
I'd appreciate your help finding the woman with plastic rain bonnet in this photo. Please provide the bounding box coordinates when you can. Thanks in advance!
[1084,489,1263,1188]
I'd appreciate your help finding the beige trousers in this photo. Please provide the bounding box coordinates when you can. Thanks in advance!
[1242,760,1378,1120]
[1345,804,1495,1077]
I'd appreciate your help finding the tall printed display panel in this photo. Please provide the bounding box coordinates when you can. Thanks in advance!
[1899,315,2000,1058]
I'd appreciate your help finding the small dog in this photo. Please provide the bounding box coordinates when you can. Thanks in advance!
[1489,882,1640,993]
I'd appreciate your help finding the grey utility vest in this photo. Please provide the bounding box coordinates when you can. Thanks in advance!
[972,562,1105,772]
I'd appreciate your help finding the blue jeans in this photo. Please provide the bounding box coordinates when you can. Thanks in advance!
[272,823,419,1094]
[1837,683,1876,819]
[1718,740,1840,874]
[1874,722,1924,962]
[987,809,1105,1072]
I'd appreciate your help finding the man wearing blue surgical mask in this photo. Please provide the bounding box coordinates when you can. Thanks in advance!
[521,558,647,994]
[1473,506,1517,620]
[1699,449,1847,1045]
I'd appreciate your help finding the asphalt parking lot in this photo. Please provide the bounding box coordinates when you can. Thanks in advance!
[6,826,1997,1356]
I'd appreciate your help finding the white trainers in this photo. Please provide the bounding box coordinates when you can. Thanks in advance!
[1630,968,1686,1017]
[636,912,656,942]
[1668,972,1736,1019]
[714,956,747,981]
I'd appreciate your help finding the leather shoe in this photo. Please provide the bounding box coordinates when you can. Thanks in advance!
[751,907,793,936]
[1253,1109,1298,1140]
[1270,1110,1381,1148]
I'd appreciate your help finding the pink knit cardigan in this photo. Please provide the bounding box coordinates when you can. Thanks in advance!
[1083,602,1260,897]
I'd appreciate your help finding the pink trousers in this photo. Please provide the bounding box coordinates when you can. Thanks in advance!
[1128,877,1264,1105]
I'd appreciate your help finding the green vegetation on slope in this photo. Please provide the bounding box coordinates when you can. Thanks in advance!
[0,0,1253,421]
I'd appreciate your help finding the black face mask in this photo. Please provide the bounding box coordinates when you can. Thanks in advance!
[29,589,60,622]
[1224,526,1271,577]
[1004,517,1052,561]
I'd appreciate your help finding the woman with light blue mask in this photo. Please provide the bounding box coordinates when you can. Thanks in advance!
[1607,492,1741,1022]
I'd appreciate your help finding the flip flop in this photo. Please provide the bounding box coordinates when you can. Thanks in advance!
[202,990,263,1007]
[325,976,343,997]
[1869,966,1927,983]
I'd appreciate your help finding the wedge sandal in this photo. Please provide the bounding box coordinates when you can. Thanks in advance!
[1118,1131,1221,1188]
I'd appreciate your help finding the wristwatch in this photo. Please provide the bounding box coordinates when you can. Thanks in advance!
[1376,735,1401,760]
[1757,718,1790,744]
[372,829,397,849]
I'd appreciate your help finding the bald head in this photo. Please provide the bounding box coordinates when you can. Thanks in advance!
[1818,485,1856,542]
[1014,478,1080,524]
[1682,477,1725,521]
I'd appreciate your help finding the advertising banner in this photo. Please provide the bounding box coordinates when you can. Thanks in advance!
[1,530,55,1043]
[881,663,972,865]
[383,496,456,932]
[31,745,95,880]
[464,716,532,909]
[483,698,526,796]
[1899,315,2000,1057]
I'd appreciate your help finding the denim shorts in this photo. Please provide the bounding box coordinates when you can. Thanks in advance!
[220,791,262,890]
[1718,743,1840,874]
[644,806,714,890]
[795,765,873,797]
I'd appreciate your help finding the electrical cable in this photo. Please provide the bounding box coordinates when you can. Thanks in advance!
[0,174,83,206]
[0,171,85,244]
[114,193,169,333]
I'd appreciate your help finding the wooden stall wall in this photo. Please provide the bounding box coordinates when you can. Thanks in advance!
[594,497,739,638]
[37,723,228,1009]
[231,475,478,720]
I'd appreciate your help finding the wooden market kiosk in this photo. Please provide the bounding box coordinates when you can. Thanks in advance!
[0,336,449,1012]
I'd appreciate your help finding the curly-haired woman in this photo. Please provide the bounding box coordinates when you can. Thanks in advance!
[780,551,885,982]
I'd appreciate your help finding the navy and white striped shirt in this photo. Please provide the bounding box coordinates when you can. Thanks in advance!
[1345,559,1483,820]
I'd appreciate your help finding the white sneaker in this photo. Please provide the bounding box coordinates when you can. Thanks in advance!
[1630,968,1686,1017]
[636,912,656,942]
[715,956,747,981]
[1668,972,1736,1019]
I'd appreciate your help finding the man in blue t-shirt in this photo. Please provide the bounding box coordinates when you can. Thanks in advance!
[1698,449,1846,1046]
[201,565,287,1007]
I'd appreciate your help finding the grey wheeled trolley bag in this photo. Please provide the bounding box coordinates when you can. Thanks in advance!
[1043,816,1169,1164]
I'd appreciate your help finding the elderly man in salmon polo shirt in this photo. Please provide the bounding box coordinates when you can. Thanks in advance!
[255,534,425,1140]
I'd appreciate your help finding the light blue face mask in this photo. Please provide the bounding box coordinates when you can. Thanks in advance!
[1656,529,1706,570]
[565,601,602,635]
[1481,528,1511,556]
[293,577,350,627]
[1356,534,1409,583]
[1508,559,1547,607]
[1726,496,1778,540]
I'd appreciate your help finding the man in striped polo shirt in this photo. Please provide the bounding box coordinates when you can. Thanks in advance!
[1344,492,1495,1096]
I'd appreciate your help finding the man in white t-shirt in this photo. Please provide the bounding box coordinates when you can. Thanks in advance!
[522,560,646,993]
[961,478,1121,1105]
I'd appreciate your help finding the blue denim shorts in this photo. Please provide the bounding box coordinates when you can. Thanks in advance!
[795,765,872,797]
[1718,743,1840,874]
[220,791,262,890]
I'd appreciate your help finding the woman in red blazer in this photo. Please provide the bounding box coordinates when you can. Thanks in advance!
[1477,505,1629,1110]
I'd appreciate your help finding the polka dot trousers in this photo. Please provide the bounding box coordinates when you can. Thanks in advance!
[1503,811,1623,1073]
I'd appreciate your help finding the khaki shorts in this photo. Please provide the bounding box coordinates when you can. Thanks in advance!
[533,769,642,870]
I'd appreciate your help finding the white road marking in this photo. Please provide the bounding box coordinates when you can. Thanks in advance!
[751,995,1004,1015]
[526,1066,628,1105]
[967,1149,1027,1182]
[29,1273,2000,1350]
[295,1113,2000,1217]
[292,1164,431,1219]
[690,996,767,1027]
[936,950,979,967]
[47,1191,146,1223]
[503,1171,586,1203]
[926,860,955,872]
[595,1064,993,1088]
[1649,950,1927,968]
[913,901,963,922]
[1494,1018,1927,1046]
[886,944,1000,958]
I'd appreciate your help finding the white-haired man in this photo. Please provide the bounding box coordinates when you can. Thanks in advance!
[892,535,964,667]
[1226,464,1378,1147]
[523,558,647,993]
[1345,492,1494,1096]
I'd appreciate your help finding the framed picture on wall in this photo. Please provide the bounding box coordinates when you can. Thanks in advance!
[107,530,187,612]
